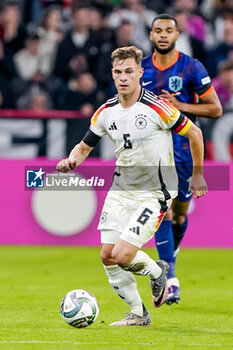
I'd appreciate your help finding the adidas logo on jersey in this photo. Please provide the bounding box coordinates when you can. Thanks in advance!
[109,122,117,130]
[129,226,140,235]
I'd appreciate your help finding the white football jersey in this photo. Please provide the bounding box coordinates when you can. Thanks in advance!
[89,88,192,197]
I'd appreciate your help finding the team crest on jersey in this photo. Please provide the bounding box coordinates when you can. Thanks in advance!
[169,75,183,92]
[135,114,147,130]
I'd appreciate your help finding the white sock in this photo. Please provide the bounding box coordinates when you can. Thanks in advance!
[125,250,162,279]
[104,265,144,316]
[168,277,180,288]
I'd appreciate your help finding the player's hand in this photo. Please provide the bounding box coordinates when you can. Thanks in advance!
[159,89,181,109]
[56,158,76,173]
[189,174,208,199]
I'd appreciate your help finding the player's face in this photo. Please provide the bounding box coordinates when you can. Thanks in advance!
[112,58,143,96]
[150,19,179,54]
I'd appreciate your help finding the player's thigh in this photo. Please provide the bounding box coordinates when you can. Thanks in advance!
[120,197,172,248]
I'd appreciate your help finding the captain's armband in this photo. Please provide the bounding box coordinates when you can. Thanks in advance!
[82,129,102,147]
[171,113,192,136]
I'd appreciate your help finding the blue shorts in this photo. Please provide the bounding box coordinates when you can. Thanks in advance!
[175,162,193,202]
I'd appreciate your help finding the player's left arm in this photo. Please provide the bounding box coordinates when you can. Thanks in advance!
[160,88,222,118]
[179,121,208,199]
[155,99,207,198]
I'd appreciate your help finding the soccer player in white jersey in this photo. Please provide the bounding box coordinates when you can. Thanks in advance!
[57,46,207,326]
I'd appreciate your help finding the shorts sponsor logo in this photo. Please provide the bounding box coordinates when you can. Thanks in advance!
[100,211,107,224]
[129,226,140,235]
[185,192,192,198]
[157,240,168,245]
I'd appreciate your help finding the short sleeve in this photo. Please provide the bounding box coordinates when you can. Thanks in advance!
[191,59,214,98]
[150,98,192,135]
[89,103,107,137]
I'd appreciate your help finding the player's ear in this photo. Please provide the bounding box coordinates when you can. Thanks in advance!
[176,30,180,41]
[149,31,153,42]
[139,67,144,78]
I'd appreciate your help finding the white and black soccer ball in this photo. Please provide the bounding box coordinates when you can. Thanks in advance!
[60,289,99,328]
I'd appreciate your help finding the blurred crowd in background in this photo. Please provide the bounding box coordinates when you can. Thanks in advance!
[0,0,232,161]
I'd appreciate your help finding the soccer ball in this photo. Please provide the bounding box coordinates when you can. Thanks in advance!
[60,289,99,328]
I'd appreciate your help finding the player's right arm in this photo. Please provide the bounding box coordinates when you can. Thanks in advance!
[56,141,94,173]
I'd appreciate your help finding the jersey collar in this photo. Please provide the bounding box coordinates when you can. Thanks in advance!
[152,50,179,71]
[137,87,144,102]
[117,87,145,107]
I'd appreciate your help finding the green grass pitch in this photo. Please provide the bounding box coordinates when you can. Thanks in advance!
[0,246,232,350]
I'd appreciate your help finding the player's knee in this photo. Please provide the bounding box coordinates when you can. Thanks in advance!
[173,214,186,225]
[100,249,112,265]
[111,250,132,267]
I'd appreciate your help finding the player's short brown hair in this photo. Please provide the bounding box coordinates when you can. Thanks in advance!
[111,46,143,66]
